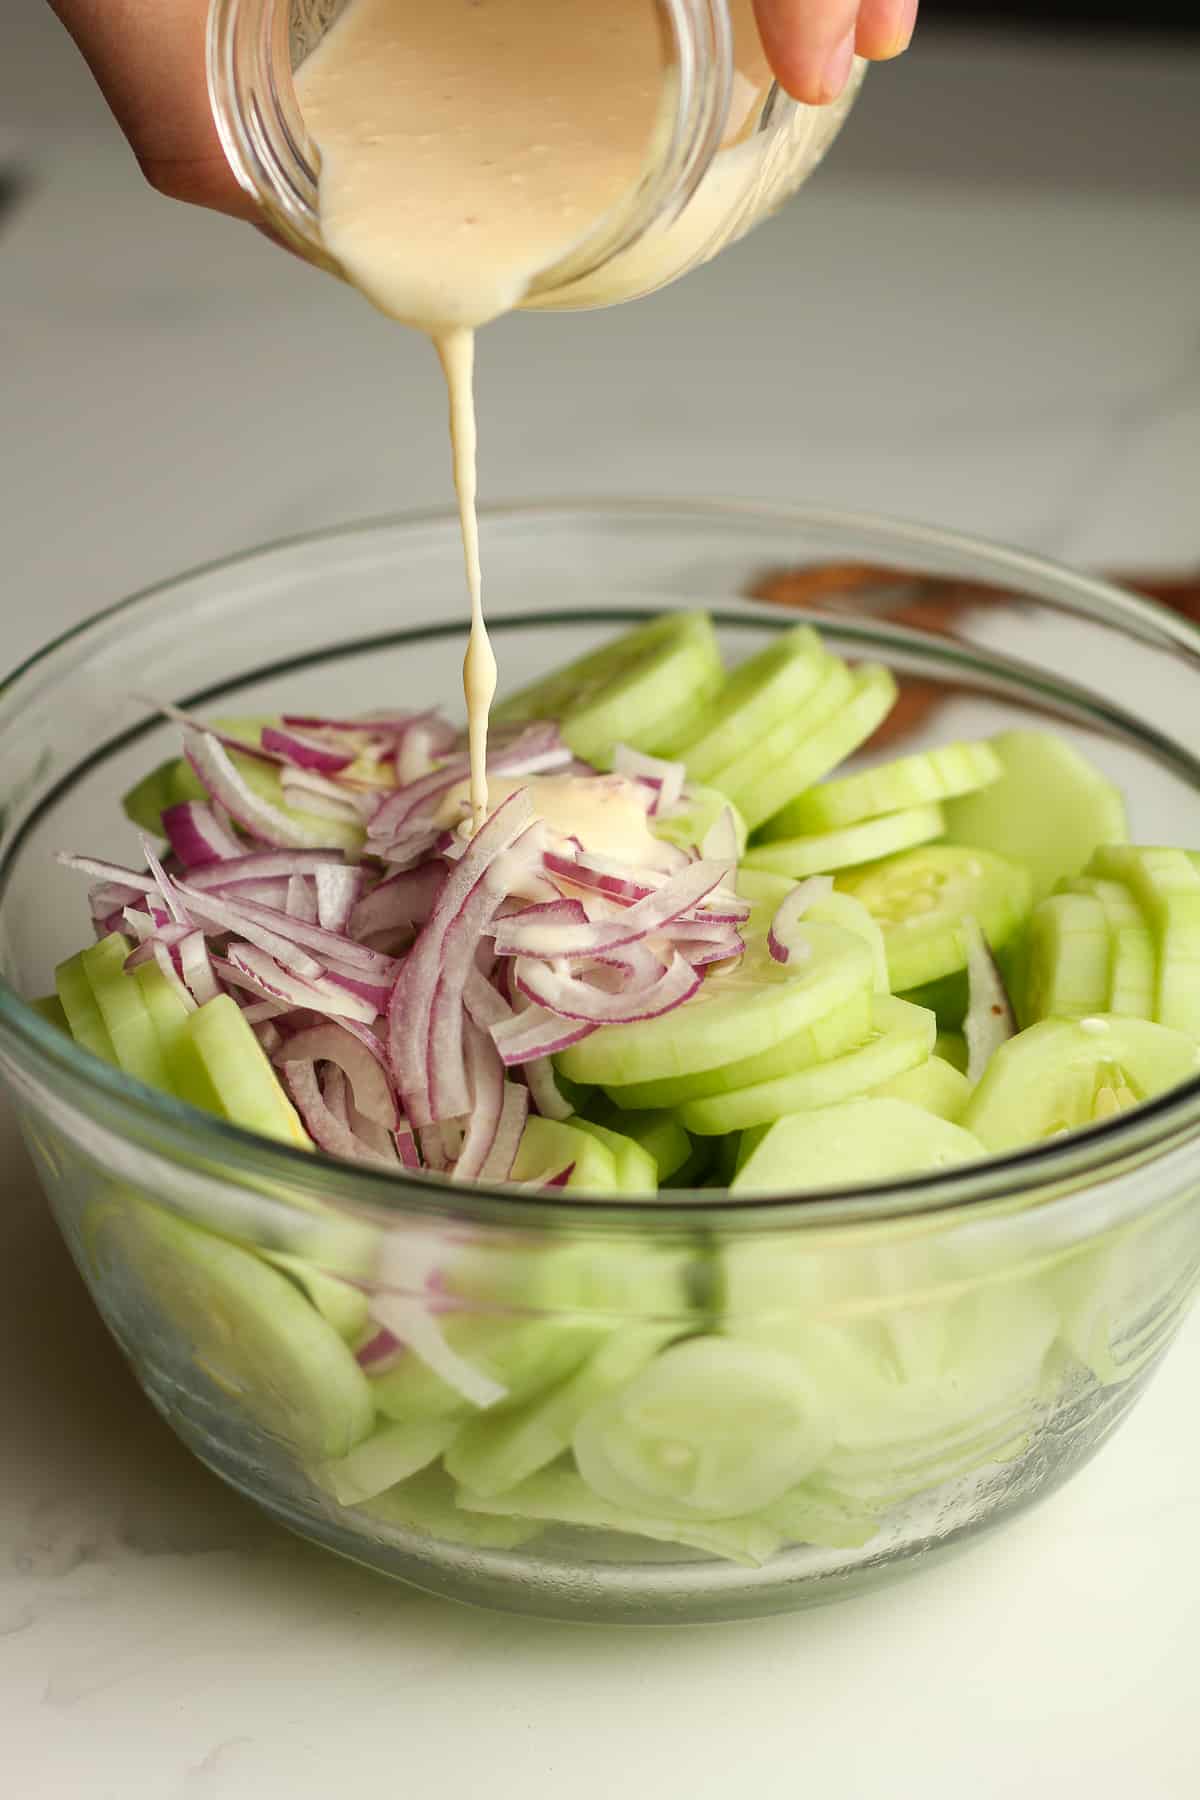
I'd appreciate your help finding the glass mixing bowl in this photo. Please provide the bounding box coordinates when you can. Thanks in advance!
[1,502,1199,1624]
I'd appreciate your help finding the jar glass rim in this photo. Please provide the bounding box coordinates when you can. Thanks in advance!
[3,498,1199,1235]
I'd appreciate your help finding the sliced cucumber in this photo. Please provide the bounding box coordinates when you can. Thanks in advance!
[666,626,825,780]
[963,1014,1200,1152]
[736,663,900,834]
[102,1196,374,1458]
[943,729,1127,903]
[730,1096,983,1192]
[81,935,171,1090]
[557,924,874,1089]
[132,959,192,1072]
[1088,846,1200,1038]
[490,613,723,768]
[572,1336,833,1518]
[444,1325,677,1497]
[708,657,855,825]
[510,1116,619,1193]
[1064,876,1156,1020]
[370,1317,605,1424]
[743,802,945,881]
[363,1465,540,1548]
[652,786,748,858]
[123,717,367,851]
[682,996,937,1135]
[807,891,890,994]
[772,739,1004,836]
[935,1029,969,1074]
[184,994,310,1147]
[264,1250,371,1342]
[871,1055,972,1122]
[586,1100,692,1181]
[570,1118,658,1196]
[762,1481,880,1549]
[603,987,872,1111]
[317,1416,458,1506]
[55,949,118,1065]
[457,1467,783,1566]
[837,844,1033,992]
[1021,892,1112,1024]
[29,994,69,1032]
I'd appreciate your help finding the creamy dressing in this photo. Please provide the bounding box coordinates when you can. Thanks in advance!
[436,771,679,867]
[293,0,774,828]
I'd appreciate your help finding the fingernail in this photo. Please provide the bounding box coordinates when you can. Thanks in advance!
[819,28,857,102]
[879,0,919,58]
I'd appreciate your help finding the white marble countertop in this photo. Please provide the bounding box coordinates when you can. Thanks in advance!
[3,12,1200,1796]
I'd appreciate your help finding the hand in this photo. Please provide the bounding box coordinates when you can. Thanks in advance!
[47,0,918,224]
[754,0,918,104]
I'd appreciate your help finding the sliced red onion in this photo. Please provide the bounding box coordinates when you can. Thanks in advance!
[700,806,742,864]
[368,757,471,840]
[371,825,446,871]
[476,1081,530,1183]
[387,791,534,1127]
[169,882,324,982]
[147,700,282,766]
[542,848,665,907]
[275,1022,398,1129]
[240,1001,287,1026]
[523,1055,574,1121]
[151,939,198,1012]
[315,864,364,934]
[183,728,319,849]
[613,745,686,815]
[280,1061,397,1168]
[463,963,514,1032]
[122,917,192,961]
[175,882,396,976]
[179,930,221,1005]
[58,853,157,894]
[355,1326,405,1372]
[286,874,318,924]
[452,1021,506,1182]
[219,947,378,1023]
[494,858,732,961]
[678,931,745,968]
[320,966,396,1015]
[963,914,1016,1084]
[350,865,445,941]
[260,724,356,774]
[395,1122,421,1169]
[161,801,243,867]
[182,850,348,890]
[768,876,835,964]
[514,949,700,1024]
[141,839,190,927]
[490,1003,595,1067]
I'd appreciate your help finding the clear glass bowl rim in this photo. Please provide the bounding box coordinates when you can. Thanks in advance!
[3,496,1199,1233]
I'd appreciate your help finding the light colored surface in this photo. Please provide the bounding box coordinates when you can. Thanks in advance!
[2,12,1199,1796]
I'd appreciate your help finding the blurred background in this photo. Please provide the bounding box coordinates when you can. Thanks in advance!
[1,4,1197,669]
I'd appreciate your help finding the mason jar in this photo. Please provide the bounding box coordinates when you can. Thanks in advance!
[206,0,864,309]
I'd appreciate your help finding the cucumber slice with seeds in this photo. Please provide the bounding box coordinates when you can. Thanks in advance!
[511,1116,620,1193]
[744,802,945,881]
[490,612,723,768]
[731,1097,986,1194]
[943,729,1127,903]
[837,844,1033,993]
[963,1014,1200,1152]
[572,1336,834,1519]
[1087,846,1200,1038]
[1021,892,1112,1024]
[603,987,872,1111]
[444,1325,678,1497]
[773,739,1004,835]
[667,626,825,780]
[557,925,874,1089]
[682,995,937,1134]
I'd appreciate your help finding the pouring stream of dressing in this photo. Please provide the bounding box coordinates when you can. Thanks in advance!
[294,0,770,829]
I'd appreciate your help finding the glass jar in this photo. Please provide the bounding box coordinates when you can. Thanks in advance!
[206,0,864,309]
[2,503,1199,1624]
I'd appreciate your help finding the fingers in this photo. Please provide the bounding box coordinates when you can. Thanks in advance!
[753,0,918,103]
[853,0,920,61]
[46,0,258,220]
